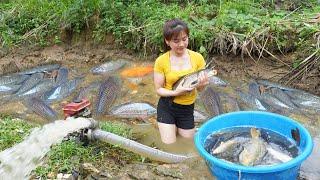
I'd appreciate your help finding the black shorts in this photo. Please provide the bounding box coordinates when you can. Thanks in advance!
[157,97,195,129]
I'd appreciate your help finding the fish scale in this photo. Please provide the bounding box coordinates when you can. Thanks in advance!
[200,87,223,117]
[23,97,58,121]
[15,73,44,95]
[18,64,60,75]
[0,74,29,86]
[95,76,121,115]
[110,102,156,119]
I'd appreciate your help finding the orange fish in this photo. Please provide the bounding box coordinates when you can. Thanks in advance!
[120,66,153,78]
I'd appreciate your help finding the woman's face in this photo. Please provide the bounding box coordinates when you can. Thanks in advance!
[165,31,189,56]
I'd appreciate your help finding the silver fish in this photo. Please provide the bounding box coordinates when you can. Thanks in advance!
[94,76,121,115]
[90,59,127,75]
[41,77,82,103]
[236,89,268,111]
[172,68,217,90]
[256,80,295,91]
[266,146,292,163]
[23,97,58,121]
[208,76,228,87]
[200,87,223,117]
[110,102,156,120]
[55,67,69,85]
[194,109,208,123]
[0,74,29,85]
[270,87,298,108]
[239,128,267,166]
[15,73,44,95]
[18,64,60,75]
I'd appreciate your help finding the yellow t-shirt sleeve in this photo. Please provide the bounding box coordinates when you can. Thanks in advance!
[197,53,206,70]
[154,57,164,74]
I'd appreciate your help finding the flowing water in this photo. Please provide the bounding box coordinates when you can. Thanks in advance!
[0,58,320,179]
[0,117,93,179]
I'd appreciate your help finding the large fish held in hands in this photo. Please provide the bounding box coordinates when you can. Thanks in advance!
[172,68,217,90]
[239,128,267,166]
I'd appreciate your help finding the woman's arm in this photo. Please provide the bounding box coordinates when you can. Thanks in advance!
[154,72,193,97]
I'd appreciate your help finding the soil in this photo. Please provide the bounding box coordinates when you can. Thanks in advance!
[1,39,319,179]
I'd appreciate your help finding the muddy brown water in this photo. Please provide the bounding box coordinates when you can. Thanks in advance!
[0,44,319,179]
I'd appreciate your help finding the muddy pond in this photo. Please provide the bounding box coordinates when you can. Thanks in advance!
[0,45,319,179]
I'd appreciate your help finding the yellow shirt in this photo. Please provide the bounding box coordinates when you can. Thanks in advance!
[154,49,206,105]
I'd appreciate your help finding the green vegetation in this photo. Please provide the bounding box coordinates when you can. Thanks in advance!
[34,121,145,178]
[0,0,319,58]
[0,116,144,178]
[0,115,36,151]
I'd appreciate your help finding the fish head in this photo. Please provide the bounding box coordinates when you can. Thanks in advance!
[250,128,260,139]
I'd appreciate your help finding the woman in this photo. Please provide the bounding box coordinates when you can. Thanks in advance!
[154,19,209,144]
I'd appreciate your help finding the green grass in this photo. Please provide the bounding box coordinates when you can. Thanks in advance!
[0,115,36,151]
[0,0,319,58]
[34,121,145,178]
[0,116,145,178]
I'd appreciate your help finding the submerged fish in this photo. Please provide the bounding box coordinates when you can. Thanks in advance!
[212,137,247,154]
[23,97,58,121]
[270,87,298,108]
[248,81,261,96]
[15,73,44,95]
[208,76,228,87]
[200,87,223,117]
[266,146,292,163]
[18,64,60,75]
[109,102,156,120]
[239,128,267,166]
[256,80,295,91]
[94,76,121,115]
[91,59,127,75]
[0,74,29,86]
[236,89,268,111]
[194,109,208,123]
[172,68,217,90]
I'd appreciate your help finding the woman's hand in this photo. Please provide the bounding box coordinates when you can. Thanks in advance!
[173,79,195,96]
[196,71,209,91]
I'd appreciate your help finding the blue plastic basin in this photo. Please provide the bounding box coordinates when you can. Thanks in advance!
[194,111,313,180]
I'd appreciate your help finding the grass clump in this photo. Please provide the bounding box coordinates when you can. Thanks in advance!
[1,0,319,58]
[34,121,145,178]
[0,115,36,151]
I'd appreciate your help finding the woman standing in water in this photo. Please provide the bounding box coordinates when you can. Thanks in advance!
[154,19,209,144]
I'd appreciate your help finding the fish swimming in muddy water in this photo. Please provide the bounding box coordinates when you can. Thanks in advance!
[15,72,44,95]
[109,102,156,120]
[194,109,208,123]
[239,128,267,166]
[236,89,269,111]
[200,87,223,117]
[55,67,69,85]
[0,74,29,86]
[172,68,217,90]
[18,64,61,75]
[91,59,127,75]
[41,77,83,103]
[23,97,58,121]
[248,81,261,96]
[94,76,121,116]
[256,80,295,91]
[208,76,228,87]
[269,87,298,108]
